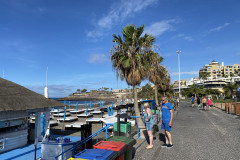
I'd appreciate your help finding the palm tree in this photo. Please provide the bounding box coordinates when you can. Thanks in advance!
[76,89,81,94]
[223,82,239,99]
[189,84,201,98]
[158,67,171,96]
[199,72,210,80]
[110,25,155,126]
[148,51,164,105]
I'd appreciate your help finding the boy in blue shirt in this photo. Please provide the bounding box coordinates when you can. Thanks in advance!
[160,96,173,148]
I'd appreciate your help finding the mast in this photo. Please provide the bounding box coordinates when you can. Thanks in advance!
[44,67,48,98]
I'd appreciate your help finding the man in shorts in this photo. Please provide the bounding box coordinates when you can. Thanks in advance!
[191,96,195,107]
[202,96,207,110]
[160,96,173,148]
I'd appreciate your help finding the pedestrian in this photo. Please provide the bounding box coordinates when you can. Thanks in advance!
[202,96,207,110]
[191,96,195,107]
[208,97,213,111]
[160,96,173,148]
[144,103,153,149]
[197,96,201,108]
[176,97,180,108]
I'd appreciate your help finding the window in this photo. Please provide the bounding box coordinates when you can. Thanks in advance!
[225,69,228,71]
[230,69,232,71]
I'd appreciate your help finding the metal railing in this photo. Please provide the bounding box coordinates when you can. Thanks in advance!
[129,116,140,139]
[55,123,113,160]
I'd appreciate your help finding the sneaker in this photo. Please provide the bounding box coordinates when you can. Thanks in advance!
[161,144,168,147]
[167,144,173,148]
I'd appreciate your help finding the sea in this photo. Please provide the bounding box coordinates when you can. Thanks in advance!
[50,98,107,107]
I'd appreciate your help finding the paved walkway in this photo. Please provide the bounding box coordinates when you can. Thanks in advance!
[134,102,240,160]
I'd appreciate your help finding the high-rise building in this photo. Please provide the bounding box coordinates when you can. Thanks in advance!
[199,61,240,79]
[199,60,223,79]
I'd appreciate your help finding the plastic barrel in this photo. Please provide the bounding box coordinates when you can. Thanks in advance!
[93,141,127,160]
[74,149,117,160]
[106,136,136,160]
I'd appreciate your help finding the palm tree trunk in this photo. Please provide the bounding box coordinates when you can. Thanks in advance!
[133,85,144,126]
[155,85,158,106]
[163,91,166,96]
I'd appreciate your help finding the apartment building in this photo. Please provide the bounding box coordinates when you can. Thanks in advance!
[199,60,223,79]
[223,64,240,77]
[173,79,187,88]
[199,60,240,79]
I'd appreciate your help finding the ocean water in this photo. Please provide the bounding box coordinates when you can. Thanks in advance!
[60,100,102,106]
[50,98,106,107]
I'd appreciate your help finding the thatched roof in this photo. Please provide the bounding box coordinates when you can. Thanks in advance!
[0,78,64,112]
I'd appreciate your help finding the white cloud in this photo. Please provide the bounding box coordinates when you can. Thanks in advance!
[177,34,193,41]
[86,30,104,39]
[88,54,109,63]
[144,19,178,37]
[87,0,158,39]
[98,0,158,28]
[171,71,198,76]
[209,23,230,32]
[183,36,193,41]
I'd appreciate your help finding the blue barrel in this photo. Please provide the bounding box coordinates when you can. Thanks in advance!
[74,149,117,160]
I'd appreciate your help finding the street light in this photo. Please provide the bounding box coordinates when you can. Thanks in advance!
[176,50,181,98]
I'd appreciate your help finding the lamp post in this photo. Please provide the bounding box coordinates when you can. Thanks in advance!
[176,50,181,98]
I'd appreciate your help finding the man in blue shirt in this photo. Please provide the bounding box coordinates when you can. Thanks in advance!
[160,96,173,148]
[191,96,195,107]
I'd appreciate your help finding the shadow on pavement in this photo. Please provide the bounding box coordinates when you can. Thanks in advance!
[143,130,149,144]
[158,133,165,143]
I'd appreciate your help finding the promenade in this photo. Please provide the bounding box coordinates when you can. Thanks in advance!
[134,102,240,160]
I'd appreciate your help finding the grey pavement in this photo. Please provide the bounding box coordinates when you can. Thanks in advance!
[133,102,240,160]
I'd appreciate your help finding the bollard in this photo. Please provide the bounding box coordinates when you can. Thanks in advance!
[86,123,92,149]
[229,103,232,114]
[81,123,93,150]
[235,103,240,115]
[225,103,228,113]
[230,103,235,114]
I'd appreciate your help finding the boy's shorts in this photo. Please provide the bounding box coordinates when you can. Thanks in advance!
[161,121,171,131]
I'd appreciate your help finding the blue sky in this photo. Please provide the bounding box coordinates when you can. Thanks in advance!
[0,0,240,97]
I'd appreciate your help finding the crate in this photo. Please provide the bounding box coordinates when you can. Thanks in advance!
[113,122,131,133]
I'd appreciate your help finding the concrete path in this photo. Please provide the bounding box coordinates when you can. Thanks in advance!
[133,102,240,160]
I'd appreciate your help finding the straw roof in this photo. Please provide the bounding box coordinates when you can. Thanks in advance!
[0,78,64,112]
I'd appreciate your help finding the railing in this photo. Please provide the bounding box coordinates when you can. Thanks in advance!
[130,116,140,139]
[55,123,113,160]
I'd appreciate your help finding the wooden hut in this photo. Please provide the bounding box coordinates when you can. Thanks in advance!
[0,78,64,153]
